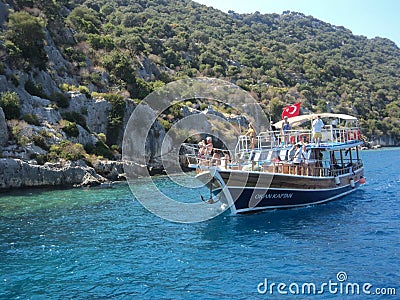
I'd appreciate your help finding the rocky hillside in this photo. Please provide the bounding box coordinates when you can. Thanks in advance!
[0,0,399,188]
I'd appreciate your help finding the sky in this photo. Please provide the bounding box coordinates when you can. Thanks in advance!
[194,0,400,47]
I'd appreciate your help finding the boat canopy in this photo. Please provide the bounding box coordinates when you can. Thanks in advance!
[273,113,357,129]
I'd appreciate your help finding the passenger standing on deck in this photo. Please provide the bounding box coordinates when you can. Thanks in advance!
[292,144,304,164]
[245,123,257,150]
[205,136,213,156]
[223,151,230,169]
[312,115,325,146]
[282,116,291,146]
[198,140,206,158]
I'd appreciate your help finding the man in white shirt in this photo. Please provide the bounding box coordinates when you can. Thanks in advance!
[292,144,304,164]
[312,115,324,146]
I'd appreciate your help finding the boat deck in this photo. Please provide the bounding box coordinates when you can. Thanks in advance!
[186,126,364,178]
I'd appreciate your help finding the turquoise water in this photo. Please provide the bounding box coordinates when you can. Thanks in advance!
[1,149,399,299]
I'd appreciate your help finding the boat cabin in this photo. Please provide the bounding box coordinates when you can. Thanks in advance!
[230,113,364,177]
[186,113,364,178]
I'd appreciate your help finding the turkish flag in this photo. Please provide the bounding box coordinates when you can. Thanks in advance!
[282,102,301,119]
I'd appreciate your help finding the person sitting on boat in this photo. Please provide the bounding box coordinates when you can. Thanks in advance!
[282,116,291,146]
[330,154,341,170]
[245,123,257,150]
[221,151,230,169]
[291,143,306,174]
[312,115,325,146]
[286,144,294,161]
[212,150,221,166]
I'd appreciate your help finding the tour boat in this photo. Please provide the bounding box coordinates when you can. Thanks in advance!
[186,113,366,214]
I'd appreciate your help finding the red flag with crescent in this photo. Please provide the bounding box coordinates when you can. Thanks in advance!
[282,102,301,119]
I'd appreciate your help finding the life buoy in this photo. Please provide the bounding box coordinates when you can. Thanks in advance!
[347,130,356,140]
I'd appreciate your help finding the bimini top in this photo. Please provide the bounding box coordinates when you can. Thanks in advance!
[273,113,358,129]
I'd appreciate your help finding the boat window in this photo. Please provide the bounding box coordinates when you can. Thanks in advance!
[343,148,357,165]
[330,151,342,169]
[321,151,330,169]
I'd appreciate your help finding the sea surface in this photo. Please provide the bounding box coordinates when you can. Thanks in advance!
[0,148,399,299]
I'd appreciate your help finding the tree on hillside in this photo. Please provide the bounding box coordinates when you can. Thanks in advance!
[0,92,21,120]
[4,11,47,69]
[67,6,102,34]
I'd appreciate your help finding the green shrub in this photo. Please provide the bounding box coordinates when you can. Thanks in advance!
[84,153,99,167]
[10,74,19,86]
[30,153,47,165]
[50,92,70,108]
[78,85,91,98]
[97,132,106,143]
[157,117,172,131]
[24,80,47,98]
[32,134,49,150]
[36,154,47,165]
[104,93,126,144]
[87,72,103,88]
[67,6,101,34]
[92,140,114,159]
[4,40,21,59]
[5,11,47,68]
[59,83,71,92]
[63,47,86,63]
[0,92,21,119]
[111,144,120,152]
[38,129,53,139]
[22,113,40,126]
[62,111,88,130]
[60,120,79,137]
[49,140,87,161]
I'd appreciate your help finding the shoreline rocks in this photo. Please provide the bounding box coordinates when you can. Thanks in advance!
[0,157,164,190]
[0,158,107,189]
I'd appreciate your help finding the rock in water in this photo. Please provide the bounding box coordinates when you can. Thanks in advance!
[0,158,107,189]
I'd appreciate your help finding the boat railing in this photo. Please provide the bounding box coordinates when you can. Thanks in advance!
[236,126,362,155]
[183,143,232,170]
[330,159,363,176]
[187,151,363,178]
[237,157,363,177]
[184,123,363,177]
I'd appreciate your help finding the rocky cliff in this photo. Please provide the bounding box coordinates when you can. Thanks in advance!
[0,108,8,147]
[0,10,177,189]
